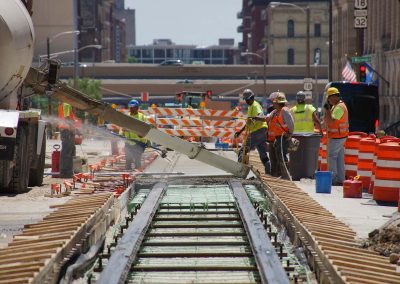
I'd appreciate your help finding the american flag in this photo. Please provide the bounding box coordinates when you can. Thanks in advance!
[341,61,357,82]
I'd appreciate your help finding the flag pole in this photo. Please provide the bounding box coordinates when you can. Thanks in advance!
[364,63,390,87]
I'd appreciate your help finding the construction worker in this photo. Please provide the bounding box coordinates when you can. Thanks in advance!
[266,92,294,180]
[58,102,76,178]
[234,89,270,174]
[121,99,149,170]
[290,91,322,134]
[324,87,349,186]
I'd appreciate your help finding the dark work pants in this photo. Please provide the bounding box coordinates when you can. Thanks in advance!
[238,127,270,174]
[60,129,75,178]
[270,135,290,180]
[125,142,146,170]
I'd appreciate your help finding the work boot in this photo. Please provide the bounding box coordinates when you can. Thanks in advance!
[264,161,271,175]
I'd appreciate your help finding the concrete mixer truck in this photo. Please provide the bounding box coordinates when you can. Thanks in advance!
[0,0,249,194]
[0,0,46,193]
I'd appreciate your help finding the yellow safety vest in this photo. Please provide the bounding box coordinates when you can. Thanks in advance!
[290,104,315,133]
[124,112,148,145]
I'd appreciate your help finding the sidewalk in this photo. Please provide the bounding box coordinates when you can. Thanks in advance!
[295,179,398,239]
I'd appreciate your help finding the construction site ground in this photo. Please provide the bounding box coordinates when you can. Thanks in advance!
[0,137,399,263]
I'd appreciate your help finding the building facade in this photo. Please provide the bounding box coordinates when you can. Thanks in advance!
[332,0,400,129]
[128,40,239,65]
[238,0,329,66]
[31,0,128,64]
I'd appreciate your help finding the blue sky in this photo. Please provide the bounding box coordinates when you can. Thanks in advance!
[125,0,242,46]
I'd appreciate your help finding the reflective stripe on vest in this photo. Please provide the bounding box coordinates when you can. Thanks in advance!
[124,112,148,144]
[291,104,314,132]
[327,102,349,138]
[268,107,289,142]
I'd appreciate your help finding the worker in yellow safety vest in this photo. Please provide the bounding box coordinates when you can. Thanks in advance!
[290,91,322,134]
[121,99,149,170]
[58,102,76,178]
[234,89,270,174]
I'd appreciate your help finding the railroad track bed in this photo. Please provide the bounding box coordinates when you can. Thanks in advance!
[250,155,400,284]
[88,179,310,283]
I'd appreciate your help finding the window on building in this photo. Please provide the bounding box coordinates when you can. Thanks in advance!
[314,48,321,64]
[288,20,294,38]
[314,23,321,37]
[287,48,295,65]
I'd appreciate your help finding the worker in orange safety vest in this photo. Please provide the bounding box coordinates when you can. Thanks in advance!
[266,92,294,180]
[324,87,349,186]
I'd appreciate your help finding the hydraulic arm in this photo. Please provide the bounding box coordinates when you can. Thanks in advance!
[24,67,250,178]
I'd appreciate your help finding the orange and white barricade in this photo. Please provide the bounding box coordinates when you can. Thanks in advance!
[344,132,367,178]
[373,142,400,202]
[318,134,327,171]
[356,136,376,189]
[142,107,246,141]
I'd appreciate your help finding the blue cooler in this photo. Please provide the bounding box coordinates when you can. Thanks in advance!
[315,171,332,193]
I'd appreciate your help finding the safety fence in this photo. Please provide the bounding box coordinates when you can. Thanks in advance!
[141,107,246,140]
[318,132,400,203]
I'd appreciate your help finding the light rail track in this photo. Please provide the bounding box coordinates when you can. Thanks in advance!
[97,181,293,284]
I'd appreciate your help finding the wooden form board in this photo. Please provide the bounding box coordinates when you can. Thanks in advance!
[0,193,114,284]
[249,155,400,284]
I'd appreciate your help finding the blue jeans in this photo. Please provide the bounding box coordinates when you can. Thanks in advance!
[328,137,346,183]
[238,127,270,174]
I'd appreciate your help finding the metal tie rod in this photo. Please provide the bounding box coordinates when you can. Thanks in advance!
[97,182,168,284]
[229,180,290,284]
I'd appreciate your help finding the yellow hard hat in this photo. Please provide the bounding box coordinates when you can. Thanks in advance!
[273,92,288,103]
[326,87,340,98]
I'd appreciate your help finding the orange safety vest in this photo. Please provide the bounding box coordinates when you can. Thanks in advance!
[267,107,290,142]
[327,101,349,138]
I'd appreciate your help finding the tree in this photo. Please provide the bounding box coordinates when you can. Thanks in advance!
[67,78,102,124]
[127,56,138,63]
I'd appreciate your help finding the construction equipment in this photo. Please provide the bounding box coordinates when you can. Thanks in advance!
[0,0,46,192]
[0,1,248,194]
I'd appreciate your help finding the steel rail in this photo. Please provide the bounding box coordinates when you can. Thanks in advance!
[229,180,290,284]
[97,182,168,284]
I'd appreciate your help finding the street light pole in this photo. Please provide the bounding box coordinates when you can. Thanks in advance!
[241,51,267,97]
[73,45,103,89]
[306,7,310,78]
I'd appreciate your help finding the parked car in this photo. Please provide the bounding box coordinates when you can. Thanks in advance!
[159,59,184,66]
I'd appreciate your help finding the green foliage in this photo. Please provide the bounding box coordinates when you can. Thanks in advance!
[127,56,138,63]
[67,78,102,124]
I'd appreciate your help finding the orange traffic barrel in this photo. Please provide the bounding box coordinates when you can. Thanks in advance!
[357,137,376,189]
[370,137,400,194]
[368,138,381,194]
[373,142,400,202]
[344,133,367,179]
[318,134,327,171]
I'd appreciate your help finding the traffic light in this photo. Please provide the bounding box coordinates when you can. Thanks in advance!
[359,64,367,82]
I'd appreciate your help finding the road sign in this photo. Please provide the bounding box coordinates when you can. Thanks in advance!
[303,91,312,100]
[351,56,371,63]
[354,16,367,28]
[304,82,313,91]
[354,9,367,17]
[141,91,149,102]
[354,0,367,9]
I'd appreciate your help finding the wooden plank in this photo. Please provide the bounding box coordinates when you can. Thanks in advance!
[327,253,397,270]
[0,252,53,266]
[330,259,400,276]
[339,267,400,283]
[0,248,58,259]
[0,265,40,276]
